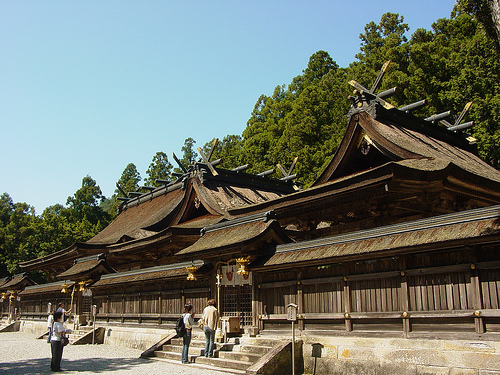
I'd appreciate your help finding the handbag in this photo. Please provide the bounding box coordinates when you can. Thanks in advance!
[197,319,205,328]
[61,336,69,346]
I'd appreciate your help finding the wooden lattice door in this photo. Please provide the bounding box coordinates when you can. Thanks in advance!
[222,284,253,327]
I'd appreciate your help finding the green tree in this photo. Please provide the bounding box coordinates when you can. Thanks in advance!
[174,138,198,173]
[240,51,348,185]
[458,0,500,53]
[66,176,110,227]
[115,163,141,197]
[407,13,500,167]
[349,12,411,107]
[0,194,36,276]
[144,152,173,187]
[202,135,243,170]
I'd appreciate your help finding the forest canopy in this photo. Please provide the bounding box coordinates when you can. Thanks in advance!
[1,6,499,281]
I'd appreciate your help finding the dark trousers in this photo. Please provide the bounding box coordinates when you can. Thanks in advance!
[47,327,52,343]
[181,330,192,363]
[50,340,63,371]
[204,326,215,357]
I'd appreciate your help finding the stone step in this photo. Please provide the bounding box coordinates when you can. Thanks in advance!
[234,337,282,347]
[195,356,253,371]
[217,350,262,363]
[161,345,208,356]
[169,338,231,350]
[170,338,206,347]
[153,350,198,363]
[237,344,273,355]
[149,356,247,375]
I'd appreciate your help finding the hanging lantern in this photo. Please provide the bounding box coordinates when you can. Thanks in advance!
[1,292,7,300]
[9,292,16,300]
[61,283,68,294]
[78,281,86,292]
[236,256,251,276]
[186,265,199,281]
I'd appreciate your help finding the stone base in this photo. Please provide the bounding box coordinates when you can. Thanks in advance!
[301,335,500,375]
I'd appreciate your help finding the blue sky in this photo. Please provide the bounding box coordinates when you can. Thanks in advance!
[1,0,456,213]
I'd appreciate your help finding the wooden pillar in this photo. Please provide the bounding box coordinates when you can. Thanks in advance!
[400,271,412,337]
[470,264,485,333]
[138,293,142,324]
[121,294,125,324]
[297,271,304,331]
[252,273,259,327]
[181,287,186,310]
[158,291,162,325]
[344,277,352,331]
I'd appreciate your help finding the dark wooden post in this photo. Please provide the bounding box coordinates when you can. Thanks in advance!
[138,293,142,324]
[344,277,352,331]
[470,264,485,333]
[252,273,259,327]
[158,291,162,325]
[297,271,304,331]
[121,294,125,324]
[400,270,411,337]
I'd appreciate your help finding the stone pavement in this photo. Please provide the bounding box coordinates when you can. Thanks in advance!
[0,332,236,375]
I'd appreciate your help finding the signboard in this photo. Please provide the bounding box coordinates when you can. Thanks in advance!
[287,303,298,321]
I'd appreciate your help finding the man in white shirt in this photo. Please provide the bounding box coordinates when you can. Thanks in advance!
[201,299,219,358]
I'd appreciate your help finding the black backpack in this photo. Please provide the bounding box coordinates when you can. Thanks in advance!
[175,315,186,337]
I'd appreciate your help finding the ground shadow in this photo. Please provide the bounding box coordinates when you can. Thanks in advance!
[0,356,151,374]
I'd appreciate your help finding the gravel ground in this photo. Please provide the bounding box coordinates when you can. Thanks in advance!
[0,332,236,375]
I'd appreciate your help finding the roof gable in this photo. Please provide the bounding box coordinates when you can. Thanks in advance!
[314,95,498,185]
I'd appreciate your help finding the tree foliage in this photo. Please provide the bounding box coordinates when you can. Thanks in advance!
[0,176,110,279]
[202,135,243,170]
[173,137,198,173]
[240,51,350,185]
[458,0,500,53]
[115,163,141,197]
[144,152,173,187]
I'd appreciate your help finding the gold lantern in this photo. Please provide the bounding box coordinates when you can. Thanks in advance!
[186,265,199,281]
[78,281,87,292]
[236,256,251,276]
[61,283,68,294]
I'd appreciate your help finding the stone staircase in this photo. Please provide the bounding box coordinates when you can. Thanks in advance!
[66,326,94,344]
[39,325,104,345]
[0,320,20,333]
[152,336,280,374]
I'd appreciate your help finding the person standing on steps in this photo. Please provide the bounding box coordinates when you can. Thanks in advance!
[56,302,71,322]
[181,303,194,364]
[201,299,219,358]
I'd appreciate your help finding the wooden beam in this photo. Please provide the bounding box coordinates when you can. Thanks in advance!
[172,152,188,173]
[197,147,218,176]
[207,138,219,161]
[370,60,391,93]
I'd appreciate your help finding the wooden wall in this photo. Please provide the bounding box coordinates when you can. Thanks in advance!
[257,246,500,337]
[19,294,71,321]
[91,278,211,326]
